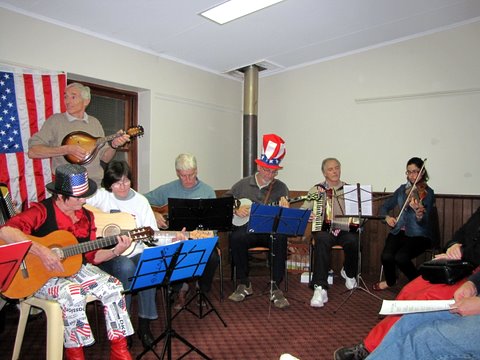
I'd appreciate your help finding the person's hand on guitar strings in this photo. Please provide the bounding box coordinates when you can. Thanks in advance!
[35,242,65,273]
[113,234,132,255]
[110,130,130,149]
[278,196,290,208]
[154,212,168,229]
[234,204,250,218]
[176,227,188,241]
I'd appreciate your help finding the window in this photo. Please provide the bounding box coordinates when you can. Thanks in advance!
[70,81,139,188]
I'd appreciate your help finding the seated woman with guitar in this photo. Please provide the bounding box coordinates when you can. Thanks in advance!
[373,157,435,291]
[87,160,188,349]
[0,164,134,360]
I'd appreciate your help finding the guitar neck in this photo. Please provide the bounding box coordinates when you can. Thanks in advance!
[61,229,141,258]
[96,133,120,147]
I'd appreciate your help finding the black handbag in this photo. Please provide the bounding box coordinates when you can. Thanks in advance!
[419,259,475,285]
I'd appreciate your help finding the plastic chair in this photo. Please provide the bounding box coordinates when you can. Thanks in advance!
[12,294,98,360]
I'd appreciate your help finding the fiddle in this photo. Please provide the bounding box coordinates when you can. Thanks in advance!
[395,159,427,223]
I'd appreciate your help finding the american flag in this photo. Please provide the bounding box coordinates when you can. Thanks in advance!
[70,171,89,196]
[0,65,66,208]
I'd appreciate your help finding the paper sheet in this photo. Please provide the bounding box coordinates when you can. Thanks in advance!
[343,184,372,216]
[379,299,455,315]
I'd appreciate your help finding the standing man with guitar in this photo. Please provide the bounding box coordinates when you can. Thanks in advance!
[144,153,218,308]
[226,134,291,309]
[301,157,359,308]
[28,82,131,186]
[0,164,134,360]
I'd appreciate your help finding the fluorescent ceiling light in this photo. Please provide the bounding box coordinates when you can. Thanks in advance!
[200,0,285,25]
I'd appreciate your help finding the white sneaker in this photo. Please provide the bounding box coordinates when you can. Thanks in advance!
[310,285,328,308]
[341,268,357,290]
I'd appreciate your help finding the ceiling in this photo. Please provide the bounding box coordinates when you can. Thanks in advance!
[2,0,480,78]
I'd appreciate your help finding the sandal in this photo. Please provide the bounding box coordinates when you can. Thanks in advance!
[372,281,389,291]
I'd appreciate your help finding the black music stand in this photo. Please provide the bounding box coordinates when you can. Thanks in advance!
[168,197,234,232]
[247,204,310,307]
[334,184,382,314]
[168,197,232,323]
[132,237,217,360]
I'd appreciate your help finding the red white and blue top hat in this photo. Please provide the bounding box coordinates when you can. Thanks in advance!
[46,164,97,198]
[255,133,286,169]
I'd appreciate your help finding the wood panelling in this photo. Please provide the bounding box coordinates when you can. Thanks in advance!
[217,189,480,277]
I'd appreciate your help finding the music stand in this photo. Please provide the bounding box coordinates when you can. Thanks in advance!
[167,197,234,231]
[334,184,382,314]
[247,204,310,307]
[132,237,217,360]
[167,197,233,323]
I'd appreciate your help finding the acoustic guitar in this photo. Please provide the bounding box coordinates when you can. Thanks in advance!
[0,227,154,299]
[62,125,144,165]
[232,193,320,227]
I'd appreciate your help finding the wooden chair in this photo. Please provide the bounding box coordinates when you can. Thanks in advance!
[232,246,289,291]
[12,295,99,360]
[308,238,345,283]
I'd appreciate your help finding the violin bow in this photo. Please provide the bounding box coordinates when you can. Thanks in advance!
[396,158,427,222]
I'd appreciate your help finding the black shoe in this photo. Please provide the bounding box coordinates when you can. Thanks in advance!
[334,343,369,360]
[138,317,155,349]
[138,331,155,349]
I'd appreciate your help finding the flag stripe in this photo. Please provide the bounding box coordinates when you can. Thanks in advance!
[0,66,65,208]
[24,74,45,201]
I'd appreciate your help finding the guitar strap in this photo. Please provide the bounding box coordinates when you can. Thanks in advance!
[263,179,275,205]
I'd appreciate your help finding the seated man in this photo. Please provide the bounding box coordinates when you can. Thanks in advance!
[366,271,480,359]
[144,153,219,307]
[334,206,480,360]
[301,158,359,308]
[226,133,290,309]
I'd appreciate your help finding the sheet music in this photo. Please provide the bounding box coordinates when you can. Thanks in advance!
[379,299,455,315]
[343,184,372,216]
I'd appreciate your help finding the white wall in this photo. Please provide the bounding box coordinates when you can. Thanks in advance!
[0,8,243,193]
[260,21,480,195]
[2,8,480,196]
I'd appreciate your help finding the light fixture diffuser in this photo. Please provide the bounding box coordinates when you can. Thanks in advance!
[200,0,285,25]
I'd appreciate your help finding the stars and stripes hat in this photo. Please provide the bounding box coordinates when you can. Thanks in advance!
[46,164,97,198]
[255,133,286,169]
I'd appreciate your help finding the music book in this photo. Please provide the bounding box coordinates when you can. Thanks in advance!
[0,240,32,292]
[379,299,455,315]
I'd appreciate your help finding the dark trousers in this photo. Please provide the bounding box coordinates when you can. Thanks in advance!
[381,231,431,286]
[311,230,359,289]
[229,225,288,285]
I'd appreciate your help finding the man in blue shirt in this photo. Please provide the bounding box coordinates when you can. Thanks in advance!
[144,153,215,228]
[144,153,218,307]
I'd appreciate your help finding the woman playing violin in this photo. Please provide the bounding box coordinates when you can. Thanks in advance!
[373,157,435,291]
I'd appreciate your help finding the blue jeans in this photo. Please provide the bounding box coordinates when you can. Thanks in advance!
[367,311,480,360]
[98,254,158,320]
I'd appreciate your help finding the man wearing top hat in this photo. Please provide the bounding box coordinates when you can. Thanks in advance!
[225,134,291,309]
[0,164,134,360]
